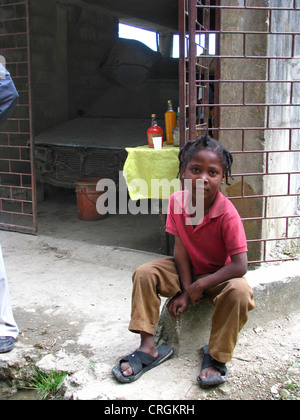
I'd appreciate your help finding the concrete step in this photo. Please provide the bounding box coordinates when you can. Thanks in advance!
[156,259,300,357]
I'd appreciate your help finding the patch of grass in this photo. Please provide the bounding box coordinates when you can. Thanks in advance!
[280,362,300,400]
[285,381,299,392]
[25,368,67,400]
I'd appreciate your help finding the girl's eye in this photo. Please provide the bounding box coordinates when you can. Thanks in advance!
[192,168,200,173]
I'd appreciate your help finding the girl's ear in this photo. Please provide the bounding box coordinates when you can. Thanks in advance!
[221,172,226,184]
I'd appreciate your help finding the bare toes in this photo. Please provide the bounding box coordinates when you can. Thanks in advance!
[121,362,133,377]
[200,366,221,380]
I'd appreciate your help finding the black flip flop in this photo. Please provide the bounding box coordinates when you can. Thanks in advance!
[197,345,228,387]
[112,345,174,383]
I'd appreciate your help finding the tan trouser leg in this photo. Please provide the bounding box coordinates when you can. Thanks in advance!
[204,277,255,363]
[129,258,255,363]
[129,258,181,336]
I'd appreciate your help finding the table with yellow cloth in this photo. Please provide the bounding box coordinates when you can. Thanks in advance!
[123,143,180,254]
[123,143,180,201]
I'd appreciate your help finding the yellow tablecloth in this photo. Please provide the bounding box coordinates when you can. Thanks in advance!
[123,143,181,200]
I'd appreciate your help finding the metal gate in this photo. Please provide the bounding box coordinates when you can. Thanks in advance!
[0,0,37,234]
[179,0,300,264]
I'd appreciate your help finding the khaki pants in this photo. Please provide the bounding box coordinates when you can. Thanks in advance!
[129,257,255,363]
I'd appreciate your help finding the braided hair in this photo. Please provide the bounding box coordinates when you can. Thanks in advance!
[178,133,233,185]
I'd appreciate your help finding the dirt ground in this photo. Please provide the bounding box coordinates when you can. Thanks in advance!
[2,308,300,400]
[0,193,299,400]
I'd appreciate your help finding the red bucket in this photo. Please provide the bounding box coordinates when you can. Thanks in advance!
[75,178,106,221]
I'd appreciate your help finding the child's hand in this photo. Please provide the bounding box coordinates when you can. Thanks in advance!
[167,292,190,320]
[187,281,204,305]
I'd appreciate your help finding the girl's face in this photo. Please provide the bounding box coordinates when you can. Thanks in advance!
[183,149,225,207]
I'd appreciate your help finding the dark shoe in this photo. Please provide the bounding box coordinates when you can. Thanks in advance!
[112,345,174,383]
[197,345,228,387]
[0,336,15,353]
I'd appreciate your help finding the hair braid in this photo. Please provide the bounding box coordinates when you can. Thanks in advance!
[177,133,234,186]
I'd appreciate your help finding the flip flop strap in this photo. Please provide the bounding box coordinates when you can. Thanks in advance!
[201,352,227,376]
[121,351,156,375]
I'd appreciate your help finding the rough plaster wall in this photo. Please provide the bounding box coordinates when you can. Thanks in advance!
[264,4,300,257]
[219,0,299,260]
[219,0,269,261]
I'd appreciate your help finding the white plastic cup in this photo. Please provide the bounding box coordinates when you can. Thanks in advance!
[153,137,162,150]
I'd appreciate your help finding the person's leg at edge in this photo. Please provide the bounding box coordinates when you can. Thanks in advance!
[0,246,19,353]
[0,247,19,337]
[121,258,181,377]
[199,277,255,380]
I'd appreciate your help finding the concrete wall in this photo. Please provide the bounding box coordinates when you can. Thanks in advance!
[264,5,300,258]
[156,260,300,357]
[219,1,269,262]
[219,0,300,261]
[29,0,67,135]
[28,0,118,135]
[67,6,117,119]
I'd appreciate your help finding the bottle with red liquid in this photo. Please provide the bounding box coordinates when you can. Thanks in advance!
[147,114,163,148]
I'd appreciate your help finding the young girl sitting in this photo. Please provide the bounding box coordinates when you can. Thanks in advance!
[112,133,255,387]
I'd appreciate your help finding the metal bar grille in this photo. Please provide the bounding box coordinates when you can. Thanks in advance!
[0,0,37,233]
[179,0,300,264]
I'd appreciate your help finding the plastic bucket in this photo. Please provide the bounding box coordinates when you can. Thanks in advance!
[75,178,105,221]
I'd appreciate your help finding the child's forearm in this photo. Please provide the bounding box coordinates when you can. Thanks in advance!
[173,236,193,293]
[187,252,248,304]
[198,252,248,291]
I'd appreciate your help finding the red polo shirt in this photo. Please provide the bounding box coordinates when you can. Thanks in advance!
[166,190,248,275]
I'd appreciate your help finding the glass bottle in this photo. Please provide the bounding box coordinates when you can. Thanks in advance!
[172,108,180,147]
[165,100,176,144]
[147,114,164,148]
